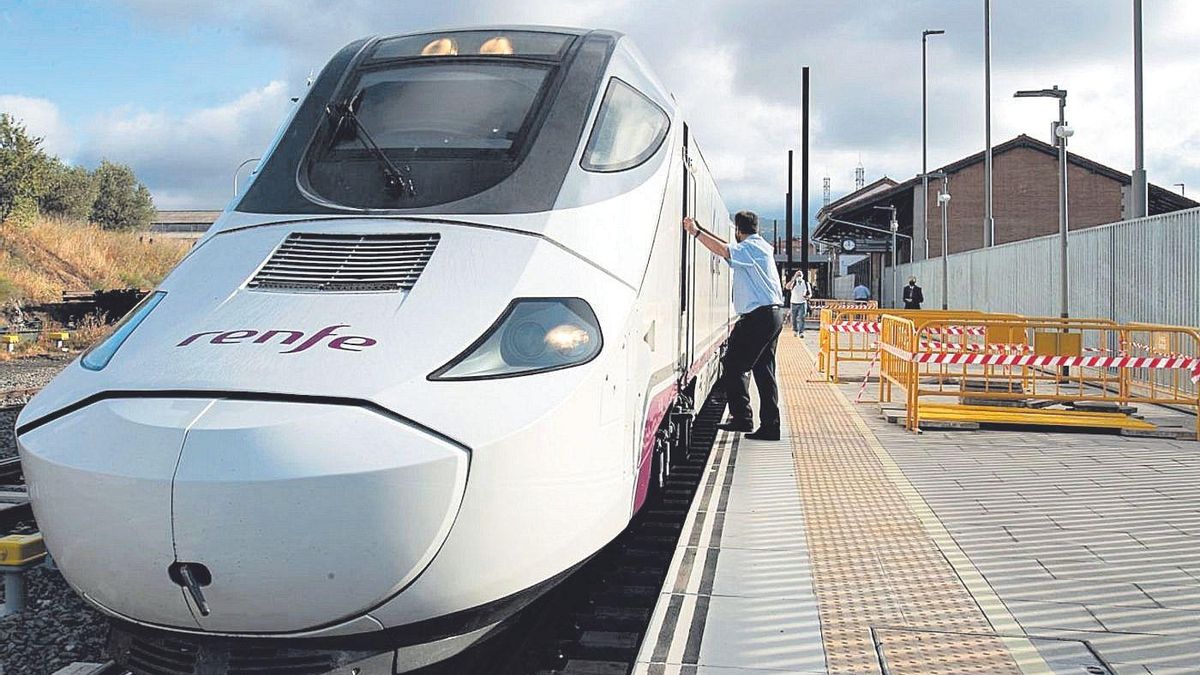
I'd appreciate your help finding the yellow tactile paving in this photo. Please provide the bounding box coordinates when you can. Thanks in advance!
[779,333,1031,674]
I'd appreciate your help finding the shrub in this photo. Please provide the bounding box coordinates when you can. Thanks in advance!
[0,113,53,224]
[90,160,155,231]
[40,163,97,222]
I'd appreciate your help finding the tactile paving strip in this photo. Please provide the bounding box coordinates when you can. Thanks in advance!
[779,335,1023,674]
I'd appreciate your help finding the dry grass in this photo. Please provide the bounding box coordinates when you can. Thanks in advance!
[0,215,189,304]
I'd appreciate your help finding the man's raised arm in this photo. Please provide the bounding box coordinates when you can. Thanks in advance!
[682,217,731,259]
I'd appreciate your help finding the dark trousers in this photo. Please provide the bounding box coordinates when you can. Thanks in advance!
[721,305,784,429]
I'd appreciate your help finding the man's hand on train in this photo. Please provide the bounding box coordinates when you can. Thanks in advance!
[682,217,699,235]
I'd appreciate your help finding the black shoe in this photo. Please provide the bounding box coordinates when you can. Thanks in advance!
[717,420,754,433]
[745,427,780,441]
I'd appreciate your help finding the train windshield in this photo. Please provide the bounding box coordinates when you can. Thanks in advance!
[303,32,570,209]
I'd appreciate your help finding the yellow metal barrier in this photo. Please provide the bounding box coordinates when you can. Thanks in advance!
[819,308,1019,382]
[807,299,877,318]
[877,314,1200,438]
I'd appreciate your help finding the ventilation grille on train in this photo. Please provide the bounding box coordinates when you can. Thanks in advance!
[248,232,440,293]
[122,633,198,675]
[119,634,336,675]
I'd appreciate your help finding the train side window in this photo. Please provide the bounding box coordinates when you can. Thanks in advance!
[580,78,669,173]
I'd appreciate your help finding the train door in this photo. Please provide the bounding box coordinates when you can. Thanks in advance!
[677,124,693,376]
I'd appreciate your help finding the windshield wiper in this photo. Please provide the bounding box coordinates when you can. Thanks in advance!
[326,91,416,199]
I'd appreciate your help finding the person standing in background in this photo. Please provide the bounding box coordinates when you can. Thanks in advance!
[852,281,871,301]
[902,277,924,309]
[784,269,810,337]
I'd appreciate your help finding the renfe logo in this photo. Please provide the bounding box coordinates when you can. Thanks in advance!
[177,325,378,354]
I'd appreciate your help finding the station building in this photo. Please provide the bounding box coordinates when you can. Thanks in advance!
[816,134,1197,295]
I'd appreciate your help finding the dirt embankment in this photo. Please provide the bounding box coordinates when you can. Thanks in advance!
[0,216,189,305]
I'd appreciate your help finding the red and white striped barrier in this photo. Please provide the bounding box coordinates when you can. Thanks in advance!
[924,325,988,336]
[825,321,988,336]
[826,321,880,334]
[882,345,1200,383]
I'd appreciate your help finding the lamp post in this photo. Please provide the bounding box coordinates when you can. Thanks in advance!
[1131,0,1147,219]
[873,205,900,307]
[233,157,261,196]
[1015,87,1072,318]
[921,29,945,261]
[938,179,951,310]
[918,171,949,308]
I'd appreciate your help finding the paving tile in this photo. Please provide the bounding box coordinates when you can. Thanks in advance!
[1004,599,1107,631]
[719,508,809,551]
[1108,665,1154,675]
[697,595,827,672]
[1087,604,1200,636]
[696,662,825,667]
[710,547,817,601]
[1134,581,1200,610]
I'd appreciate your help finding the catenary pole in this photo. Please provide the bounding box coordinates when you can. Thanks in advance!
[801,66,810,278]
[921,30,944,259]
[984,0,995,246]
[786,152,794,276]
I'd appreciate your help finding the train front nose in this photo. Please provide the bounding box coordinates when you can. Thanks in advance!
[19,397,468,633]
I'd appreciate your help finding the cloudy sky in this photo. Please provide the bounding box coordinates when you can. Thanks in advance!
[1,0,1196,223]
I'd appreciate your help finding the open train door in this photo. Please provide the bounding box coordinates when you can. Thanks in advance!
[673,125,698,463]
[678,124,697,378]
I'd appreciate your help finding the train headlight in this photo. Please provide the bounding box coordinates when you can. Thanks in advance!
[81,291,166,371]
[429,298,602,380]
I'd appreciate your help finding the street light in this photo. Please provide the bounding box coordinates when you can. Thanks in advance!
[918,171,949,309]
[873,205,901,307]
[1014,86,1071,319]
[233,157,261,196]
[922,29,945,262]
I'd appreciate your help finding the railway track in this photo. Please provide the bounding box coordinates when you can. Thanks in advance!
[2,386,42,413]
[2,389,34,533]
[0,456,32,534]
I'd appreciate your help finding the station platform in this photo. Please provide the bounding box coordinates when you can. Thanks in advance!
[634,332,1200,674]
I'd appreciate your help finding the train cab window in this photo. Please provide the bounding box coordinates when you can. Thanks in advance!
[580,79,670,173]
[302,57,556,209]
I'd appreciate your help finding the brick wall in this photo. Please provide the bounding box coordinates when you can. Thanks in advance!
[919,147,1125,257]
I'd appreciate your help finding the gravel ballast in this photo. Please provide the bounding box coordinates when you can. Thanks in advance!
[2,354,110,674]
[1,354,72,460]
[0,567,110,674]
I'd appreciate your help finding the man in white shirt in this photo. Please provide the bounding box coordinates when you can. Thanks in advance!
[853,282,871,301]
[785,269,810,337]
[682,211,784,441]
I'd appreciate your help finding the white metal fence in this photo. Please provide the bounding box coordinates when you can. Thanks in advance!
[882,207,1200,328]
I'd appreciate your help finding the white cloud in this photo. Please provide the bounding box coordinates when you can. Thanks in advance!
[0,95,76,159]
[80,81,293,208]
[39,1,1200,210]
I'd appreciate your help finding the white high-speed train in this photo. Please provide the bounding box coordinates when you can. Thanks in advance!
[17,27,734,674]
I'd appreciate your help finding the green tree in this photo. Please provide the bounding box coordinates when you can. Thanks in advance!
[90,160,155,230]
[39,162,98,221]
[0,113,53,224]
